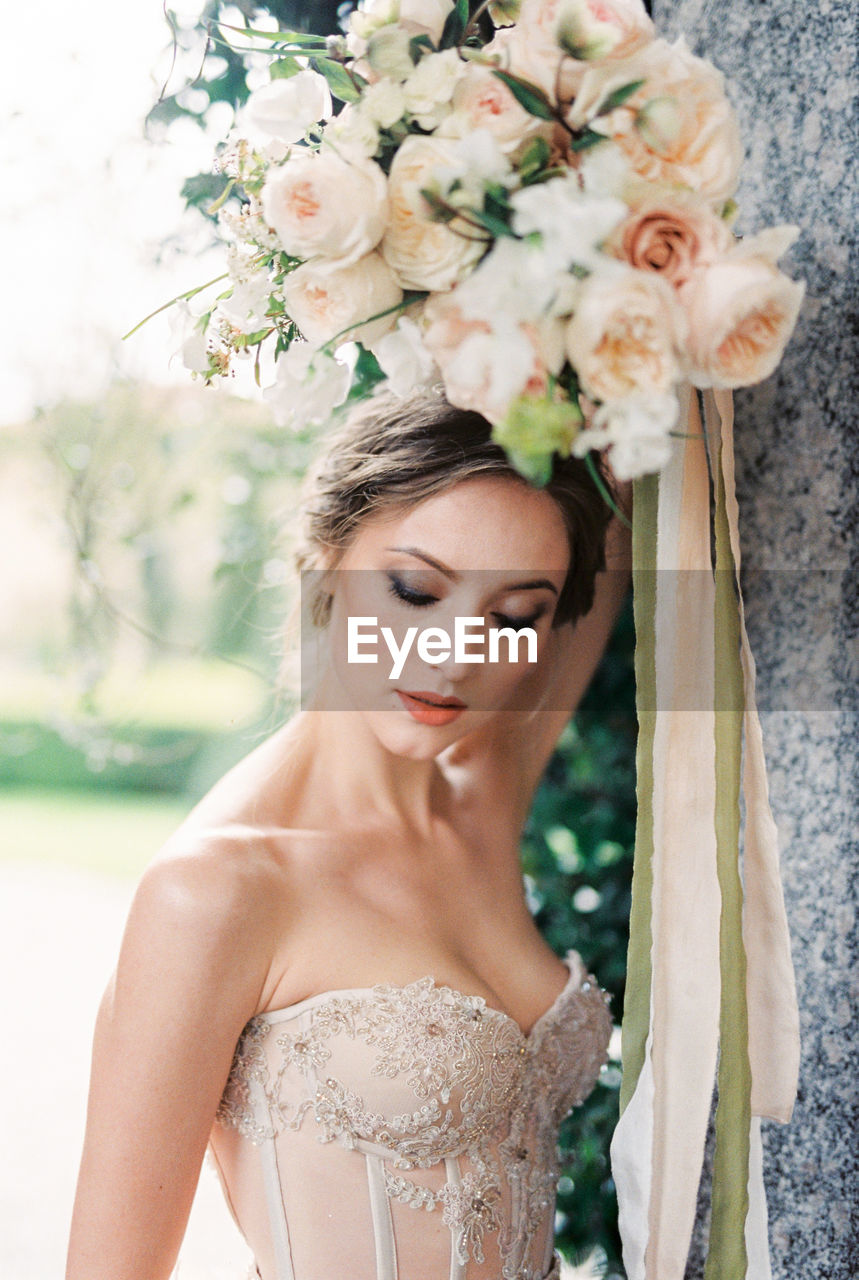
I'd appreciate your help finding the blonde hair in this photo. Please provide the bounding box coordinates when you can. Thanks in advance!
[291,388,615,634]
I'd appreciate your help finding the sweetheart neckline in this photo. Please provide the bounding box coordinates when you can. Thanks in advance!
[252,948,591,1041]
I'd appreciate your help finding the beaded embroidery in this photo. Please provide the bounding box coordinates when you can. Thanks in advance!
[216,955,612,1274]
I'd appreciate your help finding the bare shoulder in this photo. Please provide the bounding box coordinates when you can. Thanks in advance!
[115,819,296,1027]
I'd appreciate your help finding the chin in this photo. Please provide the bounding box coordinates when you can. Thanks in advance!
[361,706,481,761]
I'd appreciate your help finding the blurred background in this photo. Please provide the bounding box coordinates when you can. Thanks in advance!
[0,3,636,1276]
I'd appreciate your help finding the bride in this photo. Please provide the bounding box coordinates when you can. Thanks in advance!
[65,389,632,1280]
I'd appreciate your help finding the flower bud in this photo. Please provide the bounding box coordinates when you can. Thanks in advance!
[636,95,682,153]
[556,0,621,62]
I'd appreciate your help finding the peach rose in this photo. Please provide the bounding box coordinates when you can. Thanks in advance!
[440,62,550,150]
[491,0,652,104]
[565,264,684,401]
[609,190,733,288]
[679,253,805,389]
[569,37,744,206]
[380,135,489,291]
[283,253,403,346]
[261,150,388,270]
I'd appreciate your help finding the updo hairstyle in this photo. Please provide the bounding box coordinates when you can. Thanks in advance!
[293,388,617,631]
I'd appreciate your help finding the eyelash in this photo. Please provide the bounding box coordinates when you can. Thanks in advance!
[386,575,544,632]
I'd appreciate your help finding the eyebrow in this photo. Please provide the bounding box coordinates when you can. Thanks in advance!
[384,546,559,596]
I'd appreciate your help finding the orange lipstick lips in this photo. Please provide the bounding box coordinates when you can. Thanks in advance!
[395,690,466,726]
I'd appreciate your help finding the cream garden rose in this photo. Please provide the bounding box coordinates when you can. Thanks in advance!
[565,264,684,401]
[282,253,404,346]
[380,135,489,290]
[261,150,389,270]
[569,38,744,207]
[440,62,549,150]
[555,0,654,64]
[679,248,805,388]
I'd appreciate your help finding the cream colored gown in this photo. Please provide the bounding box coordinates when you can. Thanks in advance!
[208,949,612,1280]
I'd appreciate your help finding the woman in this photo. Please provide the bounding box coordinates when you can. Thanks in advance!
[66,389,632,1280]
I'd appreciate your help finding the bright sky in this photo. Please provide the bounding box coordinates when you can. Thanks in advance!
[0,0,244,425]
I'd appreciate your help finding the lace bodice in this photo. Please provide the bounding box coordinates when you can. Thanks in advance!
[209,950,612,1280]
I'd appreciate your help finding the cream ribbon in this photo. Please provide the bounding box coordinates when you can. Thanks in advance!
[611,388,799,1278]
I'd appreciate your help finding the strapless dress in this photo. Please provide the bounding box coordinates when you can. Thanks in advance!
[209,949,612,1280]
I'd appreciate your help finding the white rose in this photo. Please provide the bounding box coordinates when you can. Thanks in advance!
[350,0,453,45]
[350,0,399,41]
[372,314,438,395]
[565,264,684,400]
[261,150,388,270]
[283,253,404,346]
[400,0,455,42]
[380,135,489,290]
[264,344,353,430]
[242,70,332,145]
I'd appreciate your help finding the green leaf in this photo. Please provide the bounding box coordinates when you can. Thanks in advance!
[311,57,362,103]
[180,172,234,219]
[214,22,329,47]
[491,70,555,121]
[439,0,469,48]
[409,34,435,60]
[467,207,514,239]
[418,188,458,223]
[569,128,606,152]
[598,79,645,114]
[269,57,302,80]
[518,135,552,182]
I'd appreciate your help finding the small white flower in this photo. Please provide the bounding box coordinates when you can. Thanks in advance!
[218,275,271,334]
[361,79,407,128]
[403,48,463,128]
[367,25,417,81]
[429,129,511,202]
[327,103,382,158]
[372,315,437,396]
[572,392,679,479]
[510,176,627,270]
[263,344,352,430]
[169,301,212,375]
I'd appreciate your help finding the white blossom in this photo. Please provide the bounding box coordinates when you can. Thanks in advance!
[510,175,626,270]
[263,344,353,430]
[371,315,438,395]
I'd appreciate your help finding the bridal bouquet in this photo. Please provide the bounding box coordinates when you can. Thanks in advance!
[172,0,804,484]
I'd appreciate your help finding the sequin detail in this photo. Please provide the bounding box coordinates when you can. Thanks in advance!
[216,953,612,1276]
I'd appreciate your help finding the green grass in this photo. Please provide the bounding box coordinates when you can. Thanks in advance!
[0,787,190,879]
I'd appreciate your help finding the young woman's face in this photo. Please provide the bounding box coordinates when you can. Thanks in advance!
[316,474,571,759]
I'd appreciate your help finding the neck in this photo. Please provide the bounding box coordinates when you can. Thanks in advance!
[294,666,448,838]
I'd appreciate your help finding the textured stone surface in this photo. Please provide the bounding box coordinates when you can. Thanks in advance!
[650,1,858,1276]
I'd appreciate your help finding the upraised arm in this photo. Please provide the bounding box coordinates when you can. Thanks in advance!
[65,846,273,1280]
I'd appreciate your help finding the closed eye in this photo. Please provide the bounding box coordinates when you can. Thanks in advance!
[492,612,544,632]
[387,574,438,608]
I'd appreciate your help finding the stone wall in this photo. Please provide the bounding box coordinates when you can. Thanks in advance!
[650,1,858,1276]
